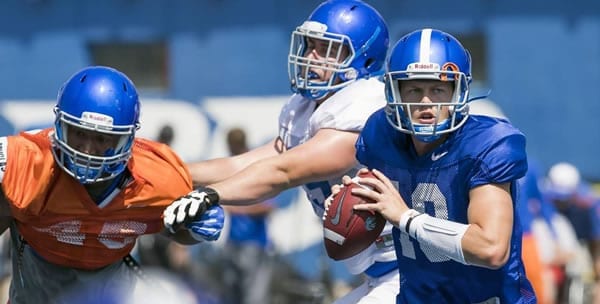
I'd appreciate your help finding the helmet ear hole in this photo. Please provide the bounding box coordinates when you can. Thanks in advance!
[364,58,375,71]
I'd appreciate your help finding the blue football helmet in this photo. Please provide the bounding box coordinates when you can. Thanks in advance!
[288,0,389,100]
[384,28,472,142]
[52,66,140,184]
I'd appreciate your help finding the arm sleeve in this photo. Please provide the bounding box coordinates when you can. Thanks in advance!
[470,132,528,187]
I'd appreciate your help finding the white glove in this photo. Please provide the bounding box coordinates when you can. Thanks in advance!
[163,187,221,241]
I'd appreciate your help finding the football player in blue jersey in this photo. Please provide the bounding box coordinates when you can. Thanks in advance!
[164,1,400,303]
[348,28,537,303]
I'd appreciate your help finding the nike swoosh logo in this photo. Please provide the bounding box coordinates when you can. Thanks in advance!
[330,188,347,226]
[431,151,448,161]
[365,216,376,231]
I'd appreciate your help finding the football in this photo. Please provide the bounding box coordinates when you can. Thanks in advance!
[323,171,386,261]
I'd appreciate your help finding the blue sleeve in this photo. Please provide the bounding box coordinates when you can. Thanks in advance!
[470,132,528,187]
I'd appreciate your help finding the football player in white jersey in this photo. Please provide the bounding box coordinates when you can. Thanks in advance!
[163,1,399,303]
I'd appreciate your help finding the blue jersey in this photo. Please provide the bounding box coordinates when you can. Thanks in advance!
[356,110,536,304]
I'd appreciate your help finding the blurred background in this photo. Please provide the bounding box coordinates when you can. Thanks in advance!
[0,0,599,303]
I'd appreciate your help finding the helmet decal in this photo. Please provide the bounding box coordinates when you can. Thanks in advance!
[440,62,460,81]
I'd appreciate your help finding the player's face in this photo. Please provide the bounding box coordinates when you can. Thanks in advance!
[302,37,349,83]
[399,80,455,124]
[66,125,121,157]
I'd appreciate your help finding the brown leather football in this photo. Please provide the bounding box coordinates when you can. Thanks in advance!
[323,171,386,261]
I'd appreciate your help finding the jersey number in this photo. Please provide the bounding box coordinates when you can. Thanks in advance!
[398,183,450,262]
[34,220,148,249]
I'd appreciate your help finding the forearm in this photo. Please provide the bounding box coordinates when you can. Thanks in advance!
[191,139,281,187]
[209,159,292,206]
[399,209,509,269]
[189,156,246,186]
[460,223,510,268]
[197,132,355,206]
[399,210,469,265]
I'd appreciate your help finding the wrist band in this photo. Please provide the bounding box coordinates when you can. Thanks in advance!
[399,209,421,236]
[405,212,424,236]
[194,186,220,205]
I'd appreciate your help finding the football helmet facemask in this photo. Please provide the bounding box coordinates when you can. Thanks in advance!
[384,28,472,142]
[52,66,140,184]
[288,0,389,100]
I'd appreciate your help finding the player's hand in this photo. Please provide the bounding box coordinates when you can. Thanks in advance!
[323,181,346,220]
[324,174,366,220]
[351,168,409,227]
[185,204,224,241]
[163,186,220,234]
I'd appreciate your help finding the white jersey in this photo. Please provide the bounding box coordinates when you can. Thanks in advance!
[278,78,396,275]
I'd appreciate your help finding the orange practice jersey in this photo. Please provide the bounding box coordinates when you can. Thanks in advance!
[1,129,193,270]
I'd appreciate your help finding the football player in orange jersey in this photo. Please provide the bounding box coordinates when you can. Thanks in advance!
[0,66,224,304]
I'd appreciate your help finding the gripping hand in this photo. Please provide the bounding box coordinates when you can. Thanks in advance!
[163,187,222,241]
[185,204,224,241]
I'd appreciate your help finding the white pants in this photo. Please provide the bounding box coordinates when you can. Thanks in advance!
[333,270,399,304]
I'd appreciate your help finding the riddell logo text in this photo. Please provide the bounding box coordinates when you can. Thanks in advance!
[413,63,436,69]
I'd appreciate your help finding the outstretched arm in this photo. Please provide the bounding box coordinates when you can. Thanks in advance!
[209,128,359,205]
[164,128,359,232]
[163,137,280,244]
[188,138,281,187]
